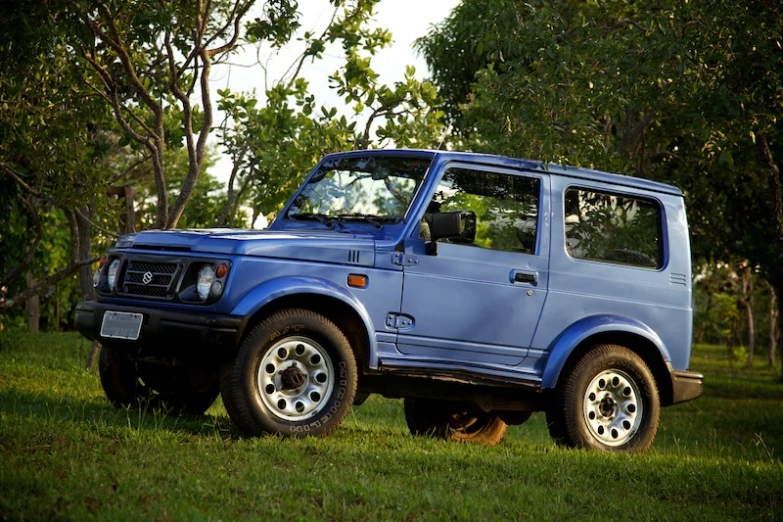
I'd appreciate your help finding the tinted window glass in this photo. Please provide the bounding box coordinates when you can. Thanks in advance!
[564,188,662,268]
[427,168,540,253]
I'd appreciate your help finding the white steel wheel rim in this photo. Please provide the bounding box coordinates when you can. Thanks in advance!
[257,336,334,422]
[582,368,642,447]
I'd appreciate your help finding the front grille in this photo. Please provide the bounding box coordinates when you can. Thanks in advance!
[126,261,178,274]
[121,259,180,299]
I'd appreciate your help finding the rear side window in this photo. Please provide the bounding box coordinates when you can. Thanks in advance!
[564,188,662,268]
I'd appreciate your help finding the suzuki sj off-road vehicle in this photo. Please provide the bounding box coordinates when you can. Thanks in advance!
[76,149,702,452]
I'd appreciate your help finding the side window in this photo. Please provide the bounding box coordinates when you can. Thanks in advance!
[427,167,541,254]
[564,188,662,268]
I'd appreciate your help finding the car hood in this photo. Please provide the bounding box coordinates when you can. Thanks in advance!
[119,229,376,267]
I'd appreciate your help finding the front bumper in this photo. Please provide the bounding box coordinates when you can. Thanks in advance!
[75,300,245,348]
[670,368,704,404]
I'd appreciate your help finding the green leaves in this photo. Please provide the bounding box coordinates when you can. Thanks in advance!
[246,0,301,48]
[419,0,783,284]
[218,0,447,223]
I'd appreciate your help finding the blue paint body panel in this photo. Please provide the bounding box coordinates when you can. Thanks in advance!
[80,148,695,404]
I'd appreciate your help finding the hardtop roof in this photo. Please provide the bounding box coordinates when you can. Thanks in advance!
[322,148,683,197]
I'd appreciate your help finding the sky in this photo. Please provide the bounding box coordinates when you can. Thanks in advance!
[208,0,461,184]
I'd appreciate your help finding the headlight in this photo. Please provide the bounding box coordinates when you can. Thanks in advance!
[197,265,216,300]
[107,259,121,288]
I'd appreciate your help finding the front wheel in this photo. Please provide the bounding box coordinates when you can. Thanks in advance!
[547,344,660,452]
[404,398,507,445]
[220,309,357,438]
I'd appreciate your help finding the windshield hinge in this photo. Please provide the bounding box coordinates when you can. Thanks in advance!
[385,313,415,330]
[392,252,419,266]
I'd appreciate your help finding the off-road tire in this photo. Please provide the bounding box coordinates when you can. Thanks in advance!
[548,344,660,452]
[157,365,220,415]
[220,309,357,438]
[404,398,507,445]
[98,344,146,408]
[99,344,219,415]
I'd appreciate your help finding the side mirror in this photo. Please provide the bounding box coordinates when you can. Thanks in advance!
[430,211,477,243]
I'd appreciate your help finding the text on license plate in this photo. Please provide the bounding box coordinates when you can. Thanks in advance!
[100,311,143,341]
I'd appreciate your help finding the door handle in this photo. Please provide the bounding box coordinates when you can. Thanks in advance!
[511,270,538,285]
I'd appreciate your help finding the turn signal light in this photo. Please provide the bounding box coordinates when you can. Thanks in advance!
[347,274,368,288]
[216,263,228,278]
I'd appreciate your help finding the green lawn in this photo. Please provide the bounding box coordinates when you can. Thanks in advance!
[1,332,781,521]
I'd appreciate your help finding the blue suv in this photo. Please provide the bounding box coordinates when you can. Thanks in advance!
[76,149,702,452]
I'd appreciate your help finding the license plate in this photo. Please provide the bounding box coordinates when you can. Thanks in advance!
[100,311,143,341]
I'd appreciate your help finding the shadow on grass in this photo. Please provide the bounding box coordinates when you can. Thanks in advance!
[0,387,241,440]
[703,377,783,400]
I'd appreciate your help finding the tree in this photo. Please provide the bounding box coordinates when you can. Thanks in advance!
[0,0,258,328]
[0,2,118,323]
[67,0,256,229]
[419,0,783,372]
[218,0,446,224]
[1,0,446,329]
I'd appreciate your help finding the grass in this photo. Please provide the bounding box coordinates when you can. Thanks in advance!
[1,333,782,521]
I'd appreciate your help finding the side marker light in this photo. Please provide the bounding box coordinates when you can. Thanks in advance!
[347,274,368,289]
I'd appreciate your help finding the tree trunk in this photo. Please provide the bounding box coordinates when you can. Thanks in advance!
[67,207,102,368]
[727,315,737,362]
[107,185,138,234]
[216,147,245,227]
[742,265,755,366]
[67,208,95,302]
[25,271,39,333]
[757,133,783,378]
[76,206,95,301]
[777,285,783,377]
[770,285,778,366]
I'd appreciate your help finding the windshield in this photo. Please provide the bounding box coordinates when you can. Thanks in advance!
[285,155,432,224]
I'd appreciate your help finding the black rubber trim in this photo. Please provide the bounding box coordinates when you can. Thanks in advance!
[670,368,704,404]
[75,300,245,347]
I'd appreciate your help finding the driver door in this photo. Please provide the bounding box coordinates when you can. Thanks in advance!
[395,164,550,374]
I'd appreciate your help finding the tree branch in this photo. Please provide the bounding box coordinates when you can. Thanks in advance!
[282,6,339,89]
[109,90,156,153]
[204,0,255,57]
[74,207,121,239]
[605,19,646,34]
[0,164,40,196]
[0,256,101,312]
[109,153,152,185]
[91,6,162,112]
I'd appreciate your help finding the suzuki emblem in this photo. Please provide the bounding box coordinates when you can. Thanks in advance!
[142,271,153,285]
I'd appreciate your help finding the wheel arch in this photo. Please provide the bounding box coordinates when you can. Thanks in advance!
[229,276,375,370]
[541,315,674,406]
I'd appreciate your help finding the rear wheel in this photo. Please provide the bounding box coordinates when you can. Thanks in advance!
[547,344,660,452]
[404,398,507,445]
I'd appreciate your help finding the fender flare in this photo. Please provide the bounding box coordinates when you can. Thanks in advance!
[230,275,376,355]
[540,314,670,389]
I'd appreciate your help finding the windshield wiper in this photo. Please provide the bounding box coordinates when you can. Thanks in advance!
[289,212,336,228]
[336,213,394,229]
